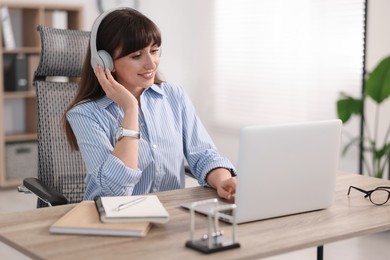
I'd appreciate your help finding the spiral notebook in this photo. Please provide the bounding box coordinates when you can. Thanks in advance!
[94,195,169,224]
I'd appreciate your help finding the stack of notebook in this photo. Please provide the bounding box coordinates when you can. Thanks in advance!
[49,195,169,237]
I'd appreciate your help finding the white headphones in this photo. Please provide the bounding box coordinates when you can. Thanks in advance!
[90,8,128,71]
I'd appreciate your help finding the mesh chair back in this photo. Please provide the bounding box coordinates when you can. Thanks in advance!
[35,25,89,79]
[34,25,90,207]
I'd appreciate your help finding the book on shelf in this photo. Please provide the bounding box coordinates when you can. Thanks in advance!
[3,53,28,91]
[94,195,170,224]
[52,10,68,29]
[49,201,152,237]
[3,98,26,134]
[0,6,16,49]
[44,10,68,29]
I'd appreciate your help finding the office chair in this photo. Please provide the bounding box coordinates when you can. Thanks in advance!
[18,25,90,207]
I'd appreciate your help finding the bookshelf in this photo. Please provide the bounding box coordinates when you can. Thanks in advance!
[0,3,83,188]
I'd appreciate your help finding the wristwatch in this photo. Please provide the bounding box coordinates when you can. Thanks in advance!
[116,127,141,141]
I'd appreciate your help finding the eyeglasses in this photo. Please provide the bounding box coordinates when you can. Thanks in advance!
[347,186,390,205]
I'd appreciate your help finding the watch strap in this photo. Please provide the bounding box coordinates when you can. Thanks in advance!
[117,127,140,140]
[122,128,140,139]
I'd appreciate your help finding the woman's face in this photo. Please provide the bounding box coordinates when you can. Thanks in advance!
[113,43,160,91]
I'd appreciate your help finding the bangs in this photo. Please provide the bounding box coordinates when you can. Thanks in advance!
[116,17,161,59]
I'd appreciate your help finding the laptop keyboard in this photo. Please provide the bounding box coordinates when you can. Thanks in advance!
[219,209,233,216]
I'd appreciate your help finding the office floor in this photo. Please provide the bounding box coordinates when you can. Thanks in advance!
[0,182,389,260]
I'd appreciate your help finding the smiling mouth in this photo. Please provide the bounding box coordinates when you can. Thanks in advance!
[140,72,154,78]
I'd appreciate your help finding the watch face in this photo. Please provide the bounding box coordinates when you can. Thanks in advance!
[97,0,139,13]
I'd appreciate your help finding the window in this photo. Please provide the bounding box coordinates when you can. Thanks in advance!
[212,0,365,128]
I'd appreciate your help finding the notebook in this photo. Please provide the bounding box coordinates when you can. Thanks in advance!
[94,195,169,224]
[182,119,342,224]
[49,201,151,237]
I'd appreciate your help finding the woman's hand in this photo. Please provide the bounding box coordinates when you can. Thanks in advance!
[206,168,236,203]
[216,177,236,202]
[94,65,138,110]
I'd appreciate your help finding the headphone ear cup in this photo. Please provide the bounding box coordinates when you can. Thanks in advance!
[97,50,114,71]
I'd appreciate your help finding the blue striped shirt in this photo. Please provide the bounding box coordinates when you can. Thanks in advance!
[67,82,236,200]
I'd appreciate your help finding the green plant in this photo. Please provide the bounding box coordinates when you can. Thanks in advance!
[337,56,390,178]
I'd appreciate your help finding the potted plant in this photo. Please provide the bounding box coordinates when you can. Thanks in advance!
[337,56,390,178]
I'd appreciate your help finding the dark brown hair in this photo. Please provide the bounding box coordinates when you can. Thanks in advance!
[64,8,163,150]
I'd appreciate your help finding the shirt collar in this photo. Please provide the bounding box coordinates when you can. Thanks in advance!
[147,83,165,97]
[96,96,114,110]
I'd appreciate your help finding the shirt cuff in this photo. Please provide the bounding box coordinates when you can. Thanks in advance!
[199,159,236,187]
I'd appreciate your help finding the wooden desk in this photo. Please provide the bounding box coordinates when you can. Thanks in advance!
[1,172,390,259]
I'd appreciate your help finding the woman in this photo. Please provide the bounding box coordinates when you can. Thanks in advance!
[64,8,236,201]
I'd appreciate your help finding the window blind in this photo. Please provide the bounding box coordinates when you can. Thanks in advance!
[212,0,365,128]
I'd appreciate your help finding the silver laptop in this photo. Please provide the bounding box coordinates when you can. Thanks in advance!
[182,119,342,224]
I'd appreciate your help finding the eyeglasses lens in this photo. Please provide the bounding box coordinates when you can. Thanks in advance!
[370,189,390,205]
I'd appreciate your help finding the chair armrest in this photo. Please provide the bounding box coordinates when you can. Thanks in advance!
[22,177,68,206]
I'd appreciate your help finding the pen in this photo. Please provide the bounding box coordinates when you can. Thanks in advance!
[116,196,147,211]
